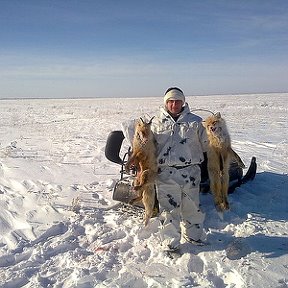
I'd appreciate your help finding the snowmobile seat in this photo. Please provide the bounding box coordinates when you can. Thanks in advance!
[105,130,125,165]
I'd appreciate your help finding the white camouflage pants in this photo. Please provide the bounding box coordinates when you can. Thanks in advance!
[156,164,205,248]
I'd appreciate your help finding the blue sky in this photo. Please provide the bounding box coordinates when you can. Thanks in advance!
[0,0,288,98]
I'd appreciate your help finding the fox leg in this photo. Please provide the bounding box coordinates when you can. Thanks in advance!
[219,170,230,211]
[142,184,155,226]
[135,169,148,188]
[210,174,223,211]
[125,154,136,173]
[134,169,156,189]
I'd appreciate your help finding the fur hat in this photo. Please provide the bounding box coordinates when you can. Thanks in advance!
[164,87,185,104]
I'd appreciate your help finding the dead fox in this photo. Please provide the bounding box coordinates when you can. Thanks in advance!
[203,112,245,212]
[125,117,158,225]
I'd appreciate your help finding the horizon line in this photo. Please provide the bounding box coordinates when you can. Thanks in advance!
[0,91,287,101]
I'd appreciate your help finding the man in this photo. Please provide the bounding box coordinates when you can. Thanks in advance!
[151,87,208,252]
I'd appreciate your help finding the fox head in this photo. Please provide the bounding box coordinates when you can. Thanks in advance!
[135,117,154,145]
[203,112,225,135]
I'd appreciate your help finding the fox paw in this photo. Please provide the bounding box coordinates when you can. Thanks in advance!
[216,201,230,212]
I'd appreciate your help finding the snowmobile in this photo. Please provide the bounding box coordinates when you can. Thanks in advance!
[105,130,257,207]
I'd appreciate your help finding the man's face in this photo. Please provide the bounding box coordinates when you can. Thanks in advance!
[166,100,183,116]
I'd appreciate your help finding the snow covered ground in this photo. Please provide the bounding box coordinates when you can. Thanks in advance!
[0,93,287,287]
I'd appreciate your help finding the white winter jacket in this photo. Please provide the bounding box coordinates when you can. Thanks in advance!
[151,103,208,168]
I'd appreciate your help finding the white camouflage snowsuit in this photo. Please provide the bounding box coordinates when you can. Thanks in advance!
[151,103,208,248]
